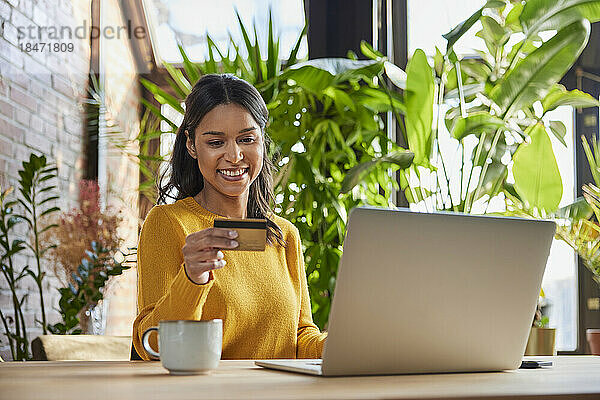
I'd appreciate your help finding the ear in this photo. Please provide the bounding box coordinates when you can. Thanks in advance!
[185,130,197,159]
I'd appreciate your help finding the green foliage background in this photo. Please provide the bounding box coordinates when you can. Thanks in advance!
[138,11,412,329]
[134,1,600,329]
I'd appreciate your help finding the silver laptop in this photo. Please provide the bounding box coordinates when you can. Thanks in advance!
[255,207,556,376]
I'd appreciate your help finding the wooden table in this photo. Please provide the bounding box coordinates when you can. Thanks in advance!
[1,356,599,399]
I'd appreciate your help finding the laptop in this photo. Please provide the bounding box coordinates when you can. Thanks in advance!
[255,207,556,376]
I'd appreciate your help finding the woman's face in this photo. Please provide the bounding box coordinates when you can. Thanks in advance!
[186,103,264,200]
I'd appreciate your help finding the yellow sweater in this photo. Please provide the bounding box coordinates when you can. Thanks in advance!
[132,197,327,360]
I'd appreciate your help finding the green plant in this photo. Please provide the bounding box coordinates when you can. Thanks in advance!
[349,0,600,215]
[555,136,600,286]
[267,62,413,326]
[17,154,60,335]
[0,185,30,360]
[136,11,413,328]
[40,180,123,291]
[48,241,131,335]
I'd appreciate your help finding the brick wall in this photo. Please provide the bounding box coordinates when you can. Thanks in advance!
[0,0,141,360]
[0,0,91,361]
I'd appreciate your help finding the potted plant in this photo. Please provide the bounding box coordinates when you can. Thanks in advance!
[40,180,129,334]
[0,154,60,360]
[556,136,600,354]
[525,290,556,355]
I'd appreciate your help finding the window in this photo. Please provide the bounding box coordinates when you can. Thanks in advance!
[543,106,577,351]
[407,0,486,56]
[159,103,183,204]
[406,0,578,350]
[143,0,306,64]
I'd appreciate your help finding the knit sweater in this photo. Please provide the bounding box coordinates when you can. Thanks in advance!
[132,197,327,360]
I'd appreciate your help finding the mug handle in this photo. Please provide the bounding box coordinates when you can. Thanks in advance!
[141,327,160,360]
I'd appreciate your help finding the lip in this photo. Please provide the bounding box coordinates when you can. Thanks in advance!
[217,167,249,182]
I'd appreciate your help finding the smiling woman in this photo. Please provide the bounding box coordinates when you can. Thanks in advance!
[186,104,264,206]
[132,74,327,361]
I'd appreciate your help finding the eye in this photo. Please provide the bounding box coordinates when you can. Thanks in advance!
[207,140,224,147]
[240,136,256,144]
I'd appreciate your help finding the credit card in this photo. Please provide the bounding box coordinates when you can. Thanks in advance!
[214,218,267,251]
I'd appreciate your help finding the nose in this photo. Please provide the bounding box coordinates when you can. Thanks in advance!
[224,141,243,163]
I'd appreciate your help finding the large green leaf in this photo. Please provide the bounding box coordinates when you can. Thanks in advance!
[490,19,590,118]
[404,49,434,164]
[520,0,600,37]
[512,123,563,212]
[480,15,508,44]
[282,59,382,93]
[451,112,505,141]
[442,0,505,50]
[323,87,356,112]
[355,86,406,114]
[506,2,525,32]
[341,150,414,193]
[542,84,600,113]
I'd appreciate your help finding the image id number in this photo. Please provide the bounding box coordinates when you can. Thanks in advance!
[19,42,74,53]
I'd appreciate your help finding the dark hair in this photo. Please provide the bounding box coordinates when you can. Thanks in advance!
[158,74,285,246]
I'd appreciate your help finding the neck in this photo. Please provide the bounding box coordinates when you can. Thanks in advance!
[195,189,248,218]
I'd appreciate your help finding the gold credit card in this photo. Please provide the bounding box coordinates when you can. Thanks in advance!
[214,218,267,251]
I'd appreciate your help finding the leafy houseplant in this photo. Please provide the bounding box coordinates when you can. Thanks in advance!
[48,242,131,335]
[554,136,600,355]
[0,154,60,359]
[136,11,413,328]
[17,154,60,335]
[556,136,600,285]
[41,180,122,287]
[0,185,30,360]
[133,1,600,329]
[41,180,127,334]
[348,0,600,216]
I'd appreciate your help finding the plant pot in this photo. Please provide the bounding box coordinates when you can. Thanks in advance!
[586,329,600,355]
[525,327,556,356]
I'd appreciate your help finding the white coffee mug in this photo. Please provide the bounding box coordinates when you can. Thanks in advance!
[142,319,222,375]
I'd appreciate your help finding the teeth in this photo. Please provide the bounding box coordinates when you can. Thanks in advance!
[220,169,246,177]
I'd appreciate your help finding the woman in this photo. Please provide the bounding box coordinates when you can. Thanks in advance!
[132,74,327,360]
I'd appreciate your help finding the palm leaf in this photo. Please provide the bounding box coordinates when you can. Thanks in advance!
[178,43,201,83]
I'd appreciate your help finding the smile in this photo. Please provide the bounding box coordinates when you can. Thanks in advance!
[218,168,249,180]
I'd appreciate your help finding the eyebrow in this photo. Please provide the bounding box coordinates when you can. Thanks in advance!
[201,127,257,136]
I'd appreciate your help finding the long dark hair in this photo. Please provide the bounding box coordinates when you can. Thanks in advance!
[158,74,285,246]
